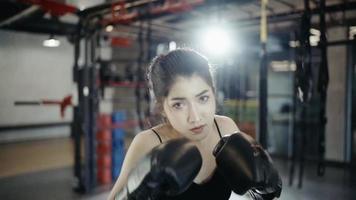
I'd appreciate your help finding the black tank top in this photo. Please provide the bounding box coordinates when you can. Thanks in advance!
[151,119,232,200]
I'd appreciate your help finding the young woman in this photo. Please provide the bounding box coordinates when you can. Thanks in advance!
[108,49,280,200]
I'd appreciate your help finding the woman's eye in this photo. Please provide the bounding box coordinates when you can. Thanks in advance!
[199,95,209,103]
[172,102,184,109]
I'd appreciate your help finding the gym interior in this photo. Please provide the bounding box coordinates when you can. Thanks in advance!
[1,0,356,199]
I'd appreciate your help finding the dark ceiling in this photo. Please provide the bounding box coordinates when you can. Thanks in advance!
[0,0,355,37]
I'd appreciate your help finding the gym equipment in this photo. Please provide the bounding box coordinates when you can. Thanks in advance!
[97,114,113,185]
[14,95,72,118]
[316,0,328,177]
[258,0,268,148]
[289,0,329,188]
[112,111,126,181]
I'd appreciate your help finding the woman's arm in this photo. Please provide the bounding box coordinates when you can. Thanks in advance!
[107,130,160,200]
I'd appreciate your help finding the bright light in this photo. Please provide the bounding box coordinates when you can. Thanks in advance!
[106,25,114,32]
[83,86,89,96]
[289,40,300,48]
[310,28,320,36]
[200,26,232,57]
[169,41,177,51]
[43,37,60,47]
[309,35,319,46]
[309,28,320,46]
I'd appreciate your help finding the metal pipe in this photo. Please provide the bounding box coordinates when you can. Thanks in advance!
[317,0,328,177]
[0,5,40,27]
[258,0,268,148]
[272,0,296,10]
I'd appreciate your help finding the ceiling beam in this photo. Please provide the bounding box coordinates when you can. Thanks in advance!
[272,0,296,10]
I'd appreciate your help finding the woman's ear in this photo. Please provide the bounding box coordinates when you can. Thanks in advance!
[161,111,167,118]
[157,100,165,115]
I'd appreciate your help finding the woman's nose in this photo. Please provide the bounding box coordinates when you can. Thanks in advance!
[188,104,201,123]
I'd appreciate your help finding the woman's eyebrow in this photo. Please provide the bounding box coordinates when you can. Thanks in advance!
[170,97,185,101]
[169,89,209,101]
[195,89,208,97]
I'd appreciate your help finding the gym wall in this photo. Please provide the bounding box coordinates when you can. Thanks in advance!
[325,26,348,162]
[0,30,74,142]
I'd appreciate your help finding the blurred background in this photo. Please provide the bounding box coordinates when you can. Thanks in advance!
[0,0,355,199]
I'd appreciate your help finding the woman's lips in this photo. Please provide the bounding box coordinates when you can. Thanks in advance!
[190,125,206,134]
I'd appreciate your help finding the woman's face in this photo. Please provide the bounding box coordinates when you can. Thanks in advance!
[163,74,216,141]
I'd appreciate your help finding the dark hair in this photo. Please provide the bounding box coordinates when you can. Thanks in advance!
[147,48,214,107]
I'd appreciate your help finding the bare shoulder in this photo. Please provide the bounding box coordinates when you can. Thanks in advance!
[214,115,255,144]
[214,115,237,125]
[124,128,163,166]
[130,129,162,152]
[214,115,240,136]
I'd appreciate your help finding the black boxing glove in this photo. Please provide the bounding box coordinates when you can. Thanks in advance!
[116,138,202,200]
[213,133,282,199]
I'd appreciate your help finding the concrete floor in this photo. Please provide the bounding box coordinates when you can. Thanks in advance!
[274,160,356,200]
[0,159,355,200]
[0,137,73,178]
[0,138,355,200]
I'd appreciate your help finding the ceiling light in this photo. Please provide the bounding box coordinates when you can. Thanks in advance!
[199,26,233,57]
[43,35,60,47]
[106,25,114,32]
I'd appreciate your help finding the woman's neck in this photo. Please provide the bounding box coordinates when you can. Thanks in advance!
[162,122,218,153]
[193,123,217,153]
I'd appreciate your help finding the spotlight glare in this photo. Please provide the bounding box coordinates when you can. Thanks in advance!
[200,26,232,57]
